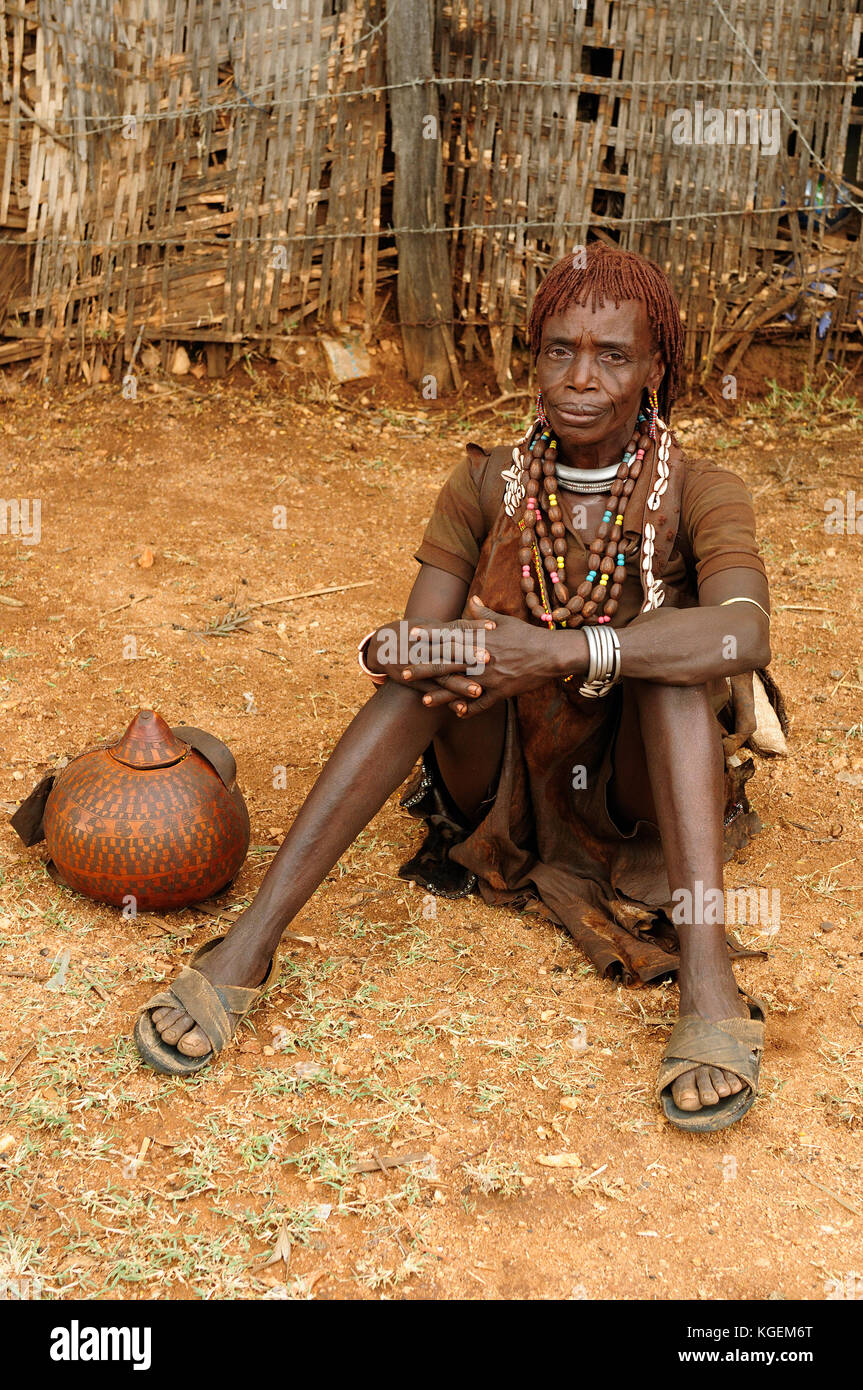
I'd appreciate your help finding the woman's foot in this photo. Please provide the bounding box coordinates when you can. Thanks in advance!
[670,952,750,1112]
[151,921,273,1057]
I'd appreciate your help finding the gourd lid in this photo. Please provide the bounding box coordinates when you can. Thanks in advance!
[107,710,188,769]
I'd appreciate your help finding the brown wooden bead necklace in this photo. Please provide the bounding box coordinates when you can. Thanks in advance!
[517,420,652,629]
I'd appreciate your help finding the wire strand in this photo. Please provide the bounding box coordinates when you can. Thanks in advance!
[709,0,863,216]
[0,200,851,250]
[0,72,860,130]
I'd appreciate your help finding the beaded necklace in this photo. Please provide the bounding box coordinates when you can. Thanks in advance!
[516,419,653,630]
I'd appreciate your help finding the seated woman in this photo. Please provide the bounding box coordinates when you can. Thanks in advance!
[135,245,773,1134]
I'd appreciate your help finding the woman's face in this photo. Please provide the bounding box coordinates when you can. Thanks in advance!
[535,298,665,449]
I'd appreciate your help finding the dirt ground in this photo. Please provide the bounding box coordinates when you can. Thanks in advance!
[0,340,861,1302]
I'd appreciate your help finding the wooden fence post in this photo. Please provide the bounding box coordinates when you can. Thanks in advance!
[385,0,461,396]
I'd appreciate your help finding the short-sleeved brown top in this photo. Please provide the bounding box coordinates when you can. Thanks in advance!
[414,439,766,621]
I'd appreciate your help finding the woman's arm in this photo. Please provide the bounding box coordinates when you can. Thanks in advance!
[410,566,771,715]
[363,564,495,706]
[548,566,771,687]
[403,562,470,626]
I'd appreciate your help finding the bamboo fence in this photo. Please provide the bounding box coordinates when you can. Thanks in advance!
[436,0,863,384]
[0,0,388,380]
[0,0,861,386]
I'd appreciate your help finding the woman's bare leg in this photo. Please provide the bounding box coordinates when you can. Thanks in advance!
[433,698,507,820]
[153,683,506,1054]
[611,679,750,1113]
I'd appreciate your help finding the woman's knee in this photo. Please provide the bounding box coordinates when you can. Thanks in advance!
[628,677,714,720]
[434,696,506,749]
[369,677,450,731]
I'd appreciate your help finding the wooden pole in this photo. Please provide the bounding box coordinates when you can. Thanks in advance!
[385,0,461,395]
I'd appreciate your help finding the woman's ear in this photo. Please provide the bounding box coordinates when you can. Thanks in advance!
[645,350,665,395]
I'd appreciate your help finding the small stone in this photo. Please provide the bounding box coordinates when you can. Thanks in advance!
[829,669,843,680]
[262,1045,275,1056]
[239,1040,261,1054]
[170,345,191,376]
[820,920,838,933]
[838,771,863,788]
[559,1097,579,1111]
[0,1134,16,1157]
[292,1061,325,1081]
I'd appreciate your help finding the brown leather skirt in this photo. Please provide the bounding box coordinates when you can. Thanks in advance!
[399,684,766,986]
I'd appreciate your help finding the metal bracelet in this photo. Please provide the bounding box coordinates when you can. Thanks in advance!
[357,628,388,687]
[719,596,771,623]
[579,624,621,699]
[585,625,600,685]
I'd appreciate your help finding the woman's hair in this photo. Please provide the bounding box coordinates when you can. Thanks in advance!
[527,243,684,422]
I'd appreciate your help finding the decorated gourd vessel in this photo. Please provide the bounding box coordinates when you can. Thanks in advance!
[14,710,250,911]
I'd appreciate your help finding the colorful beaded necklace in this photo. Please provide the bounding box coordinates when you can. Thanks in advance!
[516,418,653,630]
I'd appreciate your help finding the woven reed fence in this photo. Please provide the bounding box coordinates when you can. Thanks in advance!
[436,0,863,387]
[0,0,389,381]
[0,0,861,387]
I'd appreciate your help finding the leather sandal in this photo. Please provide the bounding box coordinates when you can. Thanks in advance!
[656,990,766,1133]
[133,936,279,1076]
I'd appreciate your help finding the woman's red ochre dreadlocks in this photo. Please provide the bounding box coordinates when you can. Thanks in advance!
[527,243,684,423]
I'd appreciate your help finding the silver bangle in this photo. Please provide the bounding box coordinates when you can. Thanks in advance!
[579,624,621,699]
[585,625,600,685]
[587,625,604,686]
[594,626,607,684]
[719,596,771,623]
[607,629,618,687]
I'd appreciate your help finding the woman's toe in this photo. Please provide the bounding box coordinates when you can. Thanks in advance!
[695,1066,719,1107]
[725,1070,745,1095]
[672,1070,702,1111]
[709,1066,732,1098]
[177,1025,212,1057]
[153,1007,184,1035]
[160,1012,194,1045]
